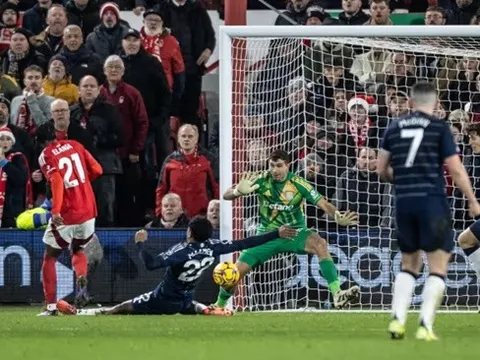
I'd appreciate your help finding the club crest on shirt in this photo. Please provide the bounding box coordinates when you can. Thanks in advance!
[280,182,297,204]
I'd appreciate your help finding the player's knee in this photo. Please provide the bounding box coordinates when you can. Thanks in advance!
[306,234,328,258]
[458,229,478,249]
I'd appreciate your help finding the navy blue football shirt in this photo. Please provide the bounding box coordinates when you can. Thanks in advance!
[136,230,280,300]
[380,111,458,210]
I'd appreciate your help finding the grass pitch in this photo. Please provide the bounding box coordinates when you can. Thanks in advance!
[0,308,478,360]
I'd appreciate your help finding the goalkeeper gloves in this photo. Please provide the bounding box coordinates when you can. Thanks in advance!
[233,172,262,197]
[334,210,358,226]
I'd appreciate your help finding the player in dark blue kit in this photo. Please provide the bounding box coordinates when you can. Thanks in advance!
[58,216,297,316]
[377,82,480,341]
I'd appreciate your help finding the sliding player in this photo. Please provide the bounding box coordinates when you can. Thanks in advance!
[211,149,360,312]
[456,123,480,285]
[377,82,480,340]
[57,216,298,316]
[36,115,103,316]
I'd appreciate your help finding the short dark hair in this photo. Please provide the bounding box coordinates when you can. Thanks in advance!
[426,6,447,19]
[369,0,390,6]
[36,121,56,144]
[188,216,213,243]
[412,81,436,94]
[24,64,43,77]
[465,122,480,137]
[268,149,290,163]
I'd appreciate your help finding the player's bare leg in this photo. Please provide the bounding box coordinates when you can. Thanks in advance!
[212,261,251,312]
[389,251,422,339]
[415,250,450,341]
[38,245,63,316]
[304,233,360,309]
[71,241,91,308]
[458,229,480,279]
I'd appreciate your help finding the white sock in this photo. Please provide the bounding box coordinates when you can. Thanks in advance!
[46,303,57,311]
[419,275,445,331]
[467,247,480,278]
[391,271,416,325]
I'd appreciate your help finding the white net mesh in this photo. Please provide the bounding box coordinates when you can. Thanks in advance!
[226,35,480,311]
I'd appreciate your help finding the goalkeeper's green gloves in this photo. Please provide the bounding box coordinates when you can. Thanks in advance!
[334,210,358,226]
[233,172,261,197]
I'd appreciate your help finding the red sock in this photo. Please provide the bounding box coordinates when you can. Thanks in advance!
[72,251,87,278]
[42,253,57,304]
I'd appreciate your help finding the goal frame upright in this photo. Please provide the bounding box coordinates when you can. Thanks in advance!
[218,25,480,312]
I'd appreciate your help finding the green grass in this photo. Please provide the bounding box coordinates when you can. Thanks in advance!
[0,308,479,360]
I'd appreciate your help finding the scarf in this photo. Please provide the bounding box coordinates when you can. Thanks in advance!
[160,218,177,228]
[7,49,27,78]
[0,28,13,52]
[0,152,33,226]
[16,89,45,136]
[140,27,163,61]
[348,117,371,149]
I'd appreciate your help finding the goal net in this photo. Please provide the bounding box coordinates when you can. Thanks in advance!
[219,26,480,312]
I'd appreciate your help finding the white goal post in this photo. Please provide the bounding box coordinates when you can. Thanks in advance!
[219,25,480,312]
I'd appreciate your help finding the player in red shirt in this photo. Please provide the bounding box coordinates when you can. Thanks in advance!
[36,116,103,316]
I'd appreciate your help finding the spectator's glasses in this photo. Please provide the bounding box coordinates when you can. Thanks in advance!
[52,109,69,114]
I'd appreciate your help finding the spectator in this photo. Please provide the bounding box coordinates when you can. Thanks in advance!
[338,0,370,25]
[206,199,219,228]
[140,9,185,95]
[11,65,54,136]
[448,56,478,111]
[0,95,33,162]
[0,127,29,227]
[246,139,269,171]
[448,0,479,24]
[333,147,390,227]
[155,0,215,129]
[8,0,36,12]
[31,4,68,61]
[364,0,393,25]
[85,2,129,63]
[275,0,326,25]
[65,0,100,37]
[1,28,47,88]
[42,54,79,105]
[22,0,52,36]
[100,55,148,227]
[380,52,416,92]
[425,5,448,25]
[155,124,219,218]
[305,5,330,24]
[145,193,189,229]
[345,95,380,158]
[314,129,349,179]
[58,25,103,85]
[120,28,171,178]
[70,75,123,226]
[0,3,20,52]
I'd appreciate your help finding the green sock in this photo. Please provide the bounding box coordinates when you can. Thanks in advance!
[215,287,233,307]
[319,258,341,295]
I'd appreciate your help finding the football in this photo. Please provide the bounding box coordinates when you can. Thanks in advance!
[212,262,240,286]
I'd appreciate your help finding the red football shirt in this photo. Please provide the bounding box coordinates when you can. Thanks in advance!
[39,140,103,225]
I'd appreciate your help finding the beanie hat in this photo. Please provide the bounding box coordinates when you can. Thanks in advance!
[12,27,34,41]
[0,127,15,144]
[306,6,328,22]
[0,3,19,22]
[0,95,11,107]
[347,94,378,114]
[100,2,120,21]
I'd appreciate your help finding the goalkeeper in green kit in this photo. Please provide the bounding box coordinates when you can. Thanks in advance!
[211,149,360,312]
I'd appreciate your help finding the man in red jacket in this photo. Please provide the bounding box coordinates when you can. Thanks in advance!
[155,124,218,218]
[100,54,148,226]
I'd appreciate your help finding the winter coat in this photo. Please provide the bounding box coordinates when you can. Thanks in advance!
[337,10,370,25]
[22,4,48,35]
[274,0,326,25]
[65,0,100,37]
[0,49,47,88]
[85,23,130,63]
[155,149,219,218]
[1,151,28,228]
[70,97,124,174]
[99,81,148,158]
[31,29,63,62]
[146,213,190,229]
[10,93,55,130]
[120,48,171,129]
[58,46,104,85]
[0,74,21,101]
[42,76,79,105]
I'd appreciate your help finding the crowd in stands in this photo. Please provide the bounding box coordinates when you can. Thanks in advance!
[0,0,219,230]
[227,0,480,234]
[1,0,480,232]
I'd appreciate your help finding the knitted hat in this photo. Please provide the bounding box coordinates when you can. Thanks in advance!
[0,95,11,107]
[0,3,19,22]
[306,6,328,22]
[48,54,67,69]
[143,8,164,20]
[100,2,120,21]
[12,27,34,40]
[347,94,378,114]
[0,127,15,144]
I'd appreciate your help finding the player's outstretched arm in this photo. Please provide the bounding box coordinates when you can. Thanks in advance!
[135,230,172,270]
[223,172,261,201]
[316,198,358,226]
[212,225,298,255]
[445,154,480,217]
